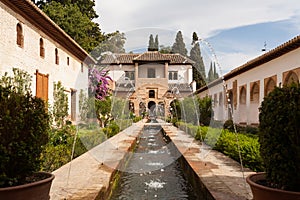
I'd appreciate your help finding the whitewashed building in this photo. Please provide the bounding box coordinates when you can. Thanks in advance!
[100,51,195,117]
[196,35,300,126]
[0,0,94,122]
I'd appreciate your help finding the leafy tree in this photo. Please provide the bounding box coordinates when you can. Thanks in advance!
[171,31,187,56]
[37,1,105,53]
[190,34,206,89]
[154,34,159,51]
[148,34,155,51]
[35,0,98,20]
[92,31,126,59]
[159,45,172,54]
[52,81,68,128]
[198,96,213,126]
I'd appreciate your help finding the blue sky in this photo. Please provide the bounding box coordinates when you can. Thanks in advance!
[95,0,300,75]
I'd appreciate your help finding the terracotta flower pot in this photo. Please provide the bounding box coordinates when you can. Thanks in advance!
[246,172,300,200]
[0,172,54,200]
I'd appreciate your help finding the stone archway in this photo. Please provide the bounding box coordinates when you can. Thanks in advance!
[148,101,156,117]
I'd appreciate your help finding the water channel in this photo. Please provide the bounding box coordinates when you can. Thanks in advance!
[110,119,201,200]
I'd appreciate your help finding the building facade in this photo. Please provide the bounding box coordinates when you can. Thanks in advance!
[196,35,300,126]
[100,51,195,117]
[0,0,94,122]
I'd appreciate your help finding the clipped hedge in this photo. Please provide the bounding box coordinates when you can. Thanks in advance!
[176,121,264,172]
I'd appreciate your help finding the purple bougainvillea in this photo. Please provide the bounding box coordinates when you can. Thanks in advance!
[88,67,112,100]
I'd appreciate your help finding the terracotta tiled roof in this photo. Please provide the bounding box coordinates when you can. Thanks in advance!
[133,51,169,62]
[195,34,300,93]
[99,51,194,65]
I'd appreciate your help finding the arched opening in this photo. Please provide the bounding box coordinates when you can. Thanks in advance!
[148,101,156,117]
[265,78,276,96]
[16,23,23,47]
[284,71,299,86]
[239,86,246,104]
[55,48,59,65]
[250,83,259,103]
[40,38,45,58]
[228,90,233,120]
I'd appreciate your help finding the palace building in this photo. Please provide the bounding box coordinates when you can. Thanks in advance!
[196,35,300,126]
[99,51,195,117]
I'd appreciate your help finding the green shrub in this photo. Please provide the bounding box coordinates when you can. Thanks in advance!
[0,85,50,187]
[215,130,263,171]
[259,84,300,191]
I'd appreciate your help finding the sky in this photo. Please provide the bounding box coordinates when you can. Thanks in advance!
[95,0,300,75]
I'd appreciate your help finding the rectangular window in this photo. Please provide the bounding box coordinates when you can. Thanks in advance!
[147,68,155,78]
[71,89,76,121]
[36,70,49,102]
[168,71,178,80]
[67,57,70,66]
[125,71,135,80]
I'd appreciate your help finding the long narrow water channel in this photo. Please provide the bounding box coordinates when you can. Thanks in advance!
[110,120,201,200]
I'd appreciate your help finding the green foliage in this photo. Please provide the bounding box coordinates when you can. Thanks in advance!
[103,121,120,138]
[176,121,264,172]
[214,130,263,172]
[0,70,50,187]
[154,35,159,50]
[259,84,300,191]
[53,81,68,128]
[95,96,112,128]
[190,36,206,89]
[159,45,172,54]
[79,89,88,121]
[92,31,126,58]
[171,31,187,56]
[148,34,155,51]
[41,1,104,52]
[198,96,213,126]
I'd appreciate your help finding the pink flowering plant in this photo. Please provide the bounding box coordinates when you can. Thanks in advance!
[88,67,112,100]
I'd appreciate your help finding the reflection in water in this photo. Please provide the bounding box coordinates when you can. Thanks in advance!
[110,121,199,200]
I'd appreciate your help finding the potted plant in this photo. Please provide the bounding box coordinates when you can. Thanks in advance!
[246,83,300,200]
[0,69,54,200]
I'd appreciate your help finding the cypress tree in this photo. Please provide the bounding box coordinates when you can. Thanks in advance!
[213,62,219,79]
[208,62,214,82]
[190,40,206,89]
[171,31,187,56]
[154,35,159,51]
[148,34,155,51]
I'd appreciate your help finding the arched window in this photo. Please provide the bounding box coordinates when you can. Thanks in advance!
[40,38,45,58]
[250,83,259,103]
[284,71,299,86]
[219,92,223,106]
[55,48,59,65]
[239,86,246,104]
[265,78,276,96]
[16,23,24,47]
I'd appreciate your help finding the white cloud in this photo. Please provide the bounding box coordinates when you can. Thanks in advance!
[95,0,300,38]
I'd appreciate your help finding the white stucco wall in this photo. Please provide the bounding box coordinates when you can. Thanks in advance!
[198,47,300,125]
[0,2,89,121]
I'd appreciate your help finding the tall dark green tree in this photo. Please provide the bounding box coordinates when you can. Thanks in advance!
[171,31,187,56]
[190,32,206,89]
[208,62,214,82]
[154,34,159,51]
[191,32,199,45]
[148,34,155,51]
[213,62,219,79]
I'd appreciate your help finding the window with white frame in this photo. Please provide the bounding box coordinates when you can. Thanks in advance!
[168,71,178,80]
